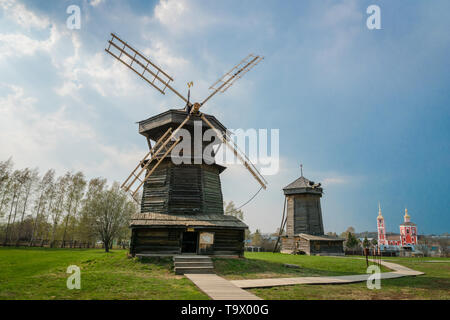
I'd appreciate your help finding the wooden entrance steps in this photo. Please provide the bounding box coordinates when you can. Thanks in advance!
[173,255,214,275]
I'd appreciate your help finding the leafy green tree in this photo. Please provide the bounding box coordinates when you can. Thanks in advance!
[77,177,107,245]
[345,232,359,249]
[371,238,378,247]
[326,231,337,237]
[251,229,262,246]
[363,236,370,249]
[245,228,251,241]
[340,226,355,239]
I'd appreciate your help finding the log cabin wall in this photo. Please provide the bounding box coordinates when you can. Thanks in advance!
[132,228,182,254]
[211,228,244,256]
[131,227,245,256]
[309,240,344,255]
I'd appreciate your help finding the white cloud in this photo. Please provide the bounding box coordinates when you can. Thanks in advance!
[153,0,218,33]
[53,34,149,100]
[0,84,94,162]
[322,176,350,186]
[0,83,145,181]
[0,25,60,59]
[0,0,50,30]
[314,0,363,65]
[82,52,145,97]
[53,33,83,97]
[90,0,104,7]
[142,41,189,74]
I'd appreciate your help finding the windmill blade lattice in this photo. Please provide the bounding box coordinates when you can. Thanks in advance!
[105,33,189,104]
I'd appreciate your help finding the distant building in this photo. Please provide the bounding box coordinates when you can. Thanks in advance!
[377,204,418,252]
[280,169,344,256]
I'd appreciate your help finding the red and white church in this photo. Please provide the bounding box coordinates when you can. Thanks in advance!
[377,204,418,251]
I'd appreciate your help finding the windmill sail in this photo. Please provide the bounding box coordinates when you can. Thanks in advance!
[200,114,268,190]
[204,54,264,103]
[105,32,267,197]
[105,33,189,103]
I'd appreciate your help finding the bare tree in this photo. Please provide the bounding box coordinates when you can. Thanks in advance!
[14,168,39,244]
[29,170,55,246]
[1,161,138,249]
[0,158,14,217]
[61,172,86,248]
[3,170,29,245]
[49,173,69,247]
[224,201,244,220]
[69,172,87,247]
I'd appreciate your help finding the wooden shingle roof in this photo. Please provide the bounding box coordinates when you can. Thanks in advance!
[283,176,323,195]
[130,212,248,229]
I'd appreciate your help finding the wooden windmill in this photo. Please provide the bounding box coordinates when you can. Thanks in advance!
[105,33,267,256]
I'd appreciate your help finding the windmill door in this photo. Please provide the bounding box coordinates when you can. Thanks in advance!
[182,231,198,253]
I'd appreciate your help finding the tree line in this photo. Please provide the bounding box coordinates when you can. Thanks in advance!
[0,158,138,252]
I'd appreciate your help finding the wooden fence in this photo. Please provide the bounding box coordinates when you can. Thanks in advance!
[1,240,129,249]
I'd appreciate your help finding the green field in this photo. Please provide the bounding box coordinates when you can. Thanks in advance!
[0,247,207,300]
[249,257,450,300]
[214,252,388,279]
[1,248,448,300]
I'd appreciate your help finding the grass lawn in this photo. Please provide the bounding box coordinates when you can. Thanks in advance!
[248,256,450,300]
[2,248,447,300]
[214,252,389,280]
[0,247,208,300]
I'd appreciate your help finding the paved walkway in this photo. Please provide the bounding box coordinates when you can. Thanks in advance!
[185,259,424,299]
[185,273,262,300]
[230,259,424,289]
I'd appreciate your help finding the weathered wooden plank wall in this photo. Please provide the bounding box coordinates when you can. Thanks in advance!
[141,161,224,215]
[132,227,245,256]
[134,228,182,254]
[212,229,244,256]
[292,194,324,236]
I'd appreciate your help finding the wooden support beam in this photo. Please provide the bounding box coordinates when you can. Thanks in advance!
[121,127,173,191]
[132,137,182,197]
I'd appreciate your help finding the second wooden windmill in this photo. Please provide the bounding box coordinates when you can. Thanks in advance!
[105,33,267,256]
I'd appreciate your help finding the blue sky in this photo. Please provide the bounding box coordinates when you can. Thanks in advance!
[0,0,449,234]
